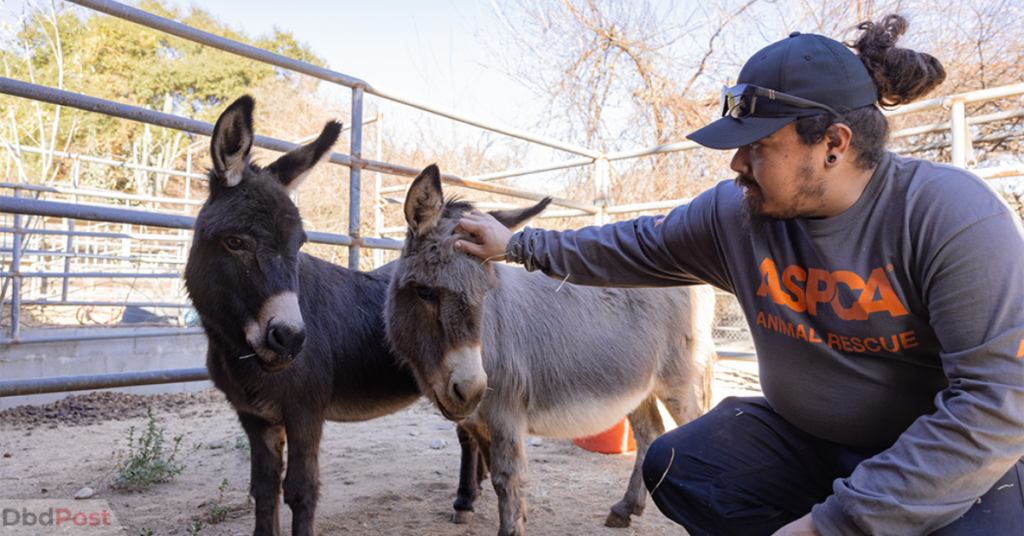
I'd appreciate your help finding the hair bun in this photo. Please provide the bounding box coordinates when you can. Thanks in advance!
[848,14,946,108]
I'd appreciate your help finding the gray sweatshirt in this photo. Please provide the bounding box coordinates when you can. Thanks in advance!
[508,152,1024,535]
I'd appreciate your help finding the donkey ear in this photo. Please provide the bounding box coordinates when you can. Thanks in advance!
[404,164,444,237]
[210,95,256,189]
[488,198,552,231]
[268,120,343,193]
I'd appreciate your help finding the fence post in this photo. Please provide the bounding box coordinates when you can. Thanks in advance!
[348,85,364,270]
[10,184,22,341]
[62,159,80,301]
[593,156,609,226]
[373,112,384,269]
[949,96,970,168]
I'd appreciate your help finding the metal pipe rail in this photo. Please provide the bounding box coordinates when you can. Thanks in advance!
[67,0,601,160]
[0,195,404,250]
[2,143,207,180]
[0,180,205,206]
[0,367,209,396]
[0,226,193,242]
[6,299,192,308]
[0,77,593,213]
[884,83,1024,117]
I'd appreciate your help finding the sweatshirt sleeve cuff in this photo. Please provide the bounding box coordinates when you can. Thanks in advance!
[812,496,867,536]
[505,230,526,266]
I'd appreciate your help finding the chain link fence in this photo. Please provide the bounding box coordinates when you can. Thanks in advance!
[713,291,750,343]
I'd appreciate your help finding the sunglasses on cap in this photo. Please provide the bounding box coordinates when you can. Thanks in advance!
[721,84,839,119]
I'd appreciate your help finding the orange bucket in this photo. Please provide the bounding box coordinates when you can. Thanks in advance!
[572,418,636,454]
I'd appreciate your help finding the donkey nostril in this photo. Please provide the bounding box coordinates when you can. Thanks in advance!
[451,382,466,405]
[267,325,305,358]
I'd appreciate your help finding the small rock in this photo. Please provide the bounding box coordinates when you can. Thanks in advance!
[429,439,448,450]
[74,487,94,500]
[3,452,11,458]
[408,430,420,437]
[433,423,454,431]
[41,488,48,493]
[528,437,543,447]
[168,530,178,535]
[208,439,225,449]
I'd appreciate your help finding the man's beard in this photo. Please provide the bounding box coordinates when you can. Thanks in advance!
[735,163,827,234]
[735,174,775,237]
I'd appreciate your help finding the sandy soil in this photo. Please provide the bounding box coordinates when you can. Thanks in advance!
[0,359,761,536]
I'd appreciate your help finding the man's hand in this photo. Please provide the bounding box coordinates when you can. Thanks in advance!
[771,513,821,536]
[453,209,515,261]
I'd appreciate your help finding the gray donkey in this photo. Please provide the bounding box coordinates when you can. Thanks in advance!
[184,96,425,536]
[384,164,718,536]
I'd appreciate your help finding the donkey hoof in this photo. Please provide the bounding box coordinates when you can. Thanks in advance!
[604,510,632,528]
[452,510,474,524]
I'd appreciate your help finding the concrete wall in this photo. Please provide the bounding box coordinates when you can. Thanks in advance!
[0,327,210,410]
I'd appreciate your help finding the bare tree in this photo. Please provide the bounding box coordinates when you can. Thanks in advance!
[483,0,1024,220]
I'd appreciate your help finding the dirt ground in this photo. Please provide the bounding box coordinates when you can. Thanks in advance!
[0,359,761,536]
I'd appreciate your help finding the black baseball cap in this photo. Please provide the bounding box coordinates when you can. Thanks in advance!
[688,32,878,150]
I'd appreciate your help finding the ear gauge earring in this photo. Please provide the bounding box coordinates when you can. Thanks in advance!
[826,155,837,164]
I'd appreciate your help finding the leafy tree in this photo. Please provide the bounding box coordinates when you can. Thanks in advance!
[1,0,327,192]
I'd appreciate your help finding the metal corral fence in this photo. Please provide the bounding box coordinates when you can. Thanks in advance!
[2,0,1023,399]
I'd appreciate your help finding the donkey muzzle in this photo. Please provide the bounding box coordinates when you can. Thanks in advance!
[434,345,488,421]
[244,291,306,372]
[266,322,307,361]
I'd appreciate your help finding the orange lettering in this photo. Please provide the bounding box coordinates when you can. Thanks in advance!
[851,337,866,353]
[831,271,868,320]
[782,321,795,338]
[768,314,778,331]
[806,269,835,316]
[795,324,808,341]
[757,259,786,303]
[809,329,822,343]
[880,335,900,352]
[864,338,880,352]
[858,268,909,317]
[899,331,918,350]
[757,259,911,321]
[1018,340,1024,358]
[781,265,807,312]
[757,312,767,328]
[827,333,842,350]
[840,335,853,352]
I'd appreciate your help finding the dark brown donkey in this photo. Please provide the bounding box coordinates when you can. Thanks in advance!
[384,164,718,536]
[183,96,425,536]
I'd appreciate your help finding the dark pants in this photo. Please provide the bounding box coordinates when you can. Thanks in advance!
[642,397,1024,536]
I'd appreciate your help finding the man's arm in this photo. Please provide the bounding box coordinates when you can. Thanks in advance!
[456,186,733,290]
[814,210,1024,535]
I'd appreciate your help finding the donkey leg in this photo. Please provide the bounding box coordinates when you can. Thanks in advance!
[453,424,482,524]
[282,414,324,536]
[489,422,528,536]
[606,396,665,528]
[238,413,286,536]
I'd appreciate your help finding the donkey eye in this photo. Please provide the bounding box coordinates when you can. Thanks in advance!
[414,285,436,302]
[223,236,245,251]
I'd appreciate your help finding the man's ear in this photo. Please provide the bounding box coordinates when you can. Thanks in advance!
[404,164,444,237]
[488,198,552,231]
[826,123,853,153]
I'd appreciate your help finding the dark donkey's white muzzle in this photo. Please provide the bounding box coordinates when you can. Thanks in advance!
[244,291,306,371]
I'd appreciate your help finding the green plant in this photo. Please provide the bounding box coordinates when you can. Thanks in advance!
[114,406,197,491]
[234,434,251,461]
[186,519,203,536]
[207,479,229,524]
[140,528,155,536]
